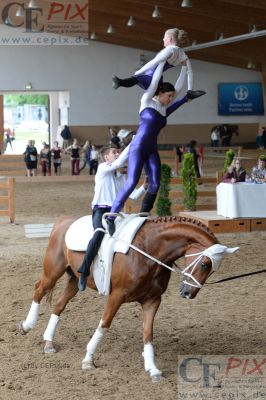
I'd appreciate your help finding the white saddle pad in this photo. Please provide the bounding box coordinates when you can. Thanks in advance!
[65,214,147,295]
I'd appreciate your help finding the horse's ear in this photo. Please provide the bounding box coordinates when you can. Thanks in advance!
[225,247,239,254]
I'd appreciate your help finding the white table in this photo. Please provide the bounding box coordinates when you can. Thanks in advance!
[216,182,266,218]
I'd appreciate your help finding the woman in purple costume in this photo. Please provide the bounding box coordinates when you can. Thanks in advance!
[107,61,205,235]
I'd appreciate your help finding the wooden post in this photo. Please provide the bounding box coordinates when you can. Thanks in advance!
[8,178,15,223]
[0,95,3,153]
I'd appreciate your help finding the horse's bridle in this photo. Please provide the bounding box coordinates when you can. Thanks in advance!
[181,251,213,289]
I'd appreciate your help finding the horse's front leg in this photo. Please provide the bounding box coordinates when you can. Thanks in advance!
[43,274,79,354]
[141,297,162,382]
[82,291,124,370]
[18,269,65,335]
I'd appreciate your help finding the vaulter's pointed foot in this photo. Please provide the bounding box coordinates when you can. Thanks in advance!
[106,219,115,236]
[112,76,121,90]
[187,90,206,100]
[78,274,87,292]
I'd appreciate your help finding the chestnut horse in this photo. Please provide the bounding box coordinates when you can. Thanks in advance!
[18,215,235,381]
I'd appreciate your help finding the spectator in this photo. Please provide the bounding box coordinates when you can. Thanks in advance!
[175,144,185,175]
[79,141,91,173]
[23,140,38,177]
[251,156,266,182]
[222,158,246,183]
[39,142,51,176]
[211,126,220,147]
[51,141,63,176]
[109,127,121,149]
[3,127,14,152]
[66,138,81,175]
[60,125,72,149]
[262,126,266,149]
[89,145,99,175]
[256,128,264,149]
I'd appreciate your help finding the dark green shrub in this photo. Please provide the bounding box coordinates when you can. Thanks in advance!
[180,153,197,211]
[156,164,172,216]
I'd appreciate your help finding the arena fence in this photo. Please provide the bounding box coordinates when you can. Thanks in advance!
[0,177,15,223]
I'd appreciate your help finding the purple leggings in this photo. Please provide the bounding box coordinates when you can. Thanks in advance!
[111,95,188,214]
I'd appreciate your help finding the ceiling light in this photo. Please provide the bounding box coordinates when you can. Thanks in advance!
[107,24,115,34]
[218,33,224,40]
[28,0,38,7]
[191,40,197,46]
[250,25,257,33]
[127,16,136,27]
[152,5,161,18]
[90,32,97,40]
[247,59,255,69]
[181,0,193,7]
[16,6,24,17]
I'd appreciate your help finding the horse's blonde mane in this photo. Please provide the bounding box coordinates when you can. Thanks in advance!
[147,215,217,240]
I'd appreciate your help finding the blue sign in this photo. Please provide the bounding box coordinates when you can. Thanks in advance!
[218,83,264,115]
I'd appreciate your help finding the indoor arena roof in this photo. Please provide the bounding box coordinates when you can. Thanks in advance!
[3,0,266,72]
[88,0,266,72]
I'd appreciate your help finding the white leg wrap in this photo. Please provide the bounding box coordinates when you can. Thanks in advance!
[23,301,40,331]
[142,342,162,380]
[43,314,60,342]
[83,324,105,363]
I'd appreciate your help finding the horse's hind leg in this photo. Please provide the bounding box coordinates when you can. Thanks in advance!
[43,274,79,354]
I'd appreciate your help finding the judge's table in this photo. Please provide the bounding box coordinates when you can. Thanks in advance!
[216,182,266,219]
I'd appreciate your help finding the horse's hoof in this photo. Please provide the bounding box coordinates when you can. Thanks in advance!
[43,342,57,354]
[150,368,162,382]
[17,321,30,335]
[82,360,96,370]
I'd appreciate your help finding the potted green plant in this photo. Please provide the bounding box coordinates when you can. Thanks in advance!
[156,163,172,216]
[180,153,197,211]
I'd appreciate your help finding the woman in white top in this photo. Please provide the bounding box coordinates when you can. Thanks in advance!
[112,28,194,94]
[78,144,146,291]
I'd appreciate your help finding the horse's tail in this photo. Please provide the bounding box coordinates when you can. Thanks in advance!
[46,288,54,305]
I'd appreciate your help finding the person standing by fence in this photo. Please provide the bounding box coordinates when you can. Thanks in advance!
[23,140,38,177]
[39,142,51,176]
[66,138,81,175]
[51,141,63,176]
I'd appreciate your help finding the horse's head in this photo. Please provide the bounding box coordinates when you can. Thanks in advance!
[179,244,239,299]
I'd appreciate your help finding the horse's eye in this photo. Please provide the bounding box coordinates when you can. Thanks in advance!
[201,262,207,271]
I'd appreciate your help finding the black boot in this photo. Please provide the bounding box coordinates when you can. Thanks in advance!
[78,258,90,291]
[140,192,158,213]
[112,76,138,90]
[77,230,105,291]
[106,219,115,236]
[187,90,206,100]
[78,273,88,292]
